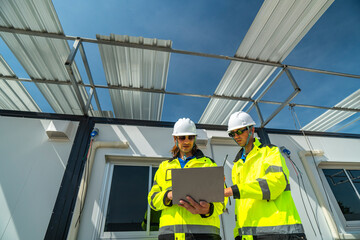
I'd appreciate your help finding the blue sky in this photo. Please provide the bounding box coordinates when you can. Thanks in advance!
[2,0,359,133]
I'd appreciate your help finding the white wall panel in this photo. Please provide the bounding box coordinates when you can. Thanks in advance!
[0,116,78,240]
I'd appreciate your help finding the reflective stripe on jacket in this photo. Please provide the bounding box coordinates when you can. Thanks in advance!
[231,138,304,238]
[148,149,227,239]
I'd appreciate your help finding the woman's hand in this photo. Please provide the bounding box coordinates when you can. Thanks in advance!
[167,191,173,200]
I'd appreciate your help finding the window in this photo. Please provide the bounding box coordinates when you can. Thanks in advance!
[322,168,360,228]
[99,160,160,239]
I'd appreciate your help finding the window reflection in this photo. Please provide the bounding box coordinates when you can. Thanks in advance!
[323,169,360,221]
[349,170,360,193]
[104,165,158,232]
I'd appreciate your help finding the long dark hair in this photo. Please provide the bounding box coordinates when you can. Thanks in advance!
[170,142,198,158]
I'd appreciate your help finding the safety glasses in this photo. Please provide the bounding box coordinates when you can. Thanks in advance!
[228,128,248,137]
[177,135,196,141]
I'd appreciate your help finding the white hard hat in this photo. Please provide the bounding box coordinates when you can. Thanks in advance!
[227,111,256,132]
[172,118,197,136]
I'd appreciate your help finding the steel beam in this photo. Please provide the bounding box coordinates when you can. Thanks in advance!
[247,68,285,113]
[284,68,300,90]
[254,102,265,126]
[1,75,359,113]
[261,69,301,128]
[65,39,87,115]
[79,42,102,114]
[85,87,94,114]
[334,116,360,132]
[1,26,360,79]
[261,89,300,128]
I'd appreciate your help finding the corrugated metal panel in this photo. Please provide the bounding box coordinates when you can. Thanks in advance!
[0,0,93,115]
[97,34,171,120]
[0,55,40,111]
[302,89,360,132]
[199,0,334,125]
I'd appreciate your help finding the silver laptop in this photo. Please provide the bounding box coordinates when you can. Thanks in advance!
[171,166,224,204]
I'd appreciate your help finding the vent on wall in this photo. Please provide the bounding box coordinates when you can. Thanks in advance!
[196,129,209,148]
[46,121,74,141]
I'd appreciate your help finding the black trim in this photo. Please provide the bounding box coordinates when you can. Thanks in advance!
[168,149,207,162]
[264,127,360,139]
[257,127,271,145]
[194,149,205,159]
[200,202,214,218]
[259,143,277,148]
[252,233,307,240]
[231,185,240,199]
[233,149,244,163]
[1,109,360,139]
[159,233,221,240]
[44,118,95,240]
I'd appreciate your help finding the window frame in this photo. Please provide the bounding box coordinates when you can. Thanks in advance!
[96,155,167,239]
[318,162,360,231]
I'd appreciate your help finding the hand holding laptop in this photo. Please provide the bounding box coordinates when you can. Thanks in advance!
[171,166,225,203]
[178,195,211,215]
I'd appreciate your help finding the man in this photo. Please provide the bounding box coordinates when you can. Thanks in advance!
[224,111,306,240]
[148,118,226,240]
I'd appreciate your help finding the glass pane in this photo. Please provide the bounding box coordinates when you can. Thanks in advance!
[104,165,150,232]
[151,167,158,183]
[348,170,360,194]
[323,169,360,221]
[149,167,160,232]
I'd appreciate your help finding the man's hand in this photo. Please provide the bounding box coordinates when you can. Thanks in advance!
[178,196,210,215]
[224,187,233,197]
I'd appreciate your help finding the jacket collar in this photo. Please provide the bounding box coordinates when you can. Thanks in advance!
[253,137,261,148]
[169,149,204,162]
[233,137,261,163]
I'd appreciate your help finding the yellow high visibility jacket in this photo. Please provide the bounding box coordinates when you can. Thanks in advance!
[148,149,227,240]
[231,138,304,239]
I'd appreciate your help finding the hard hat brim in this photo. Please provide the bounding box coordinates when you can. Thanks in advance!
[172,133,197,136]
[227,124,255,133]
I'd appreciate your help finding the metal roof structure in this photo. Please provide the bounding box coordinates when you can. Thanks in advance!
[0,0,359,132]
[302,89,360,132]
[199,0,334,125]
[0,55,40,111]
[0,0,94,116]
[97,34,171,120]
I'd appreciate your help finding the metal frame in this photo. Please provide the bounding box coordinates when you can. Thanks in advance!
[78,41,102,114]
[246,67,302,128]
[318,167,360,231]
[1,108,360,139]
[1,26,360,79]
[65,38,87,115]
[1,26,359,127]
[247,68,286,113]
[262,68,301,128]
[98,159,162,239]
[2,74,359,113]
[64,38,102,116]
[44,117,95,240]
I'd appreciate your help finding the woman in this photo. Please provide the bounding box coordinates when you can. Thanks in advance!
[148,118,226,240]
